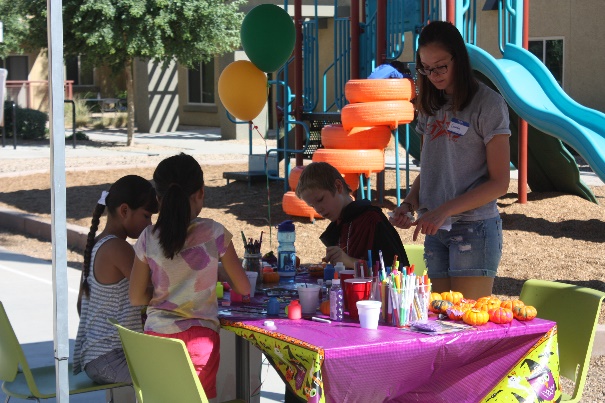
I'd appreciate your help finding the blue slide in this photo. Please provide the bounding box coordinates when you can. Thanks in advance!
[467,43,605,202]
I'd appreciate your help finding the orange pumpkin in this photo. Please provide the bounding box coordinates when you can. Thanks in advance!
[446,305,469,321]
[429,292,442,303]
[458,299,476,310]
[263,272,280,283]
[474,296,501,312]
[500,299,525,311]
[320,300,330,315]
[462,309,490,326]
[513,305,538,321]
[488,307,514,324]
[440,290,464,305]
[430,299,453,314]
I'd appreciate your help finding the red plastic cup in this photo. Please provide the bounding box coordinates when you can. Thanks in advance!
[339,270,356,310]
[344,278,372,319]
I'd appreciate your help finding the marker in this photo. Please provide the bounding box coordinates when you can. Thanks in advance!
[311,317,331,324]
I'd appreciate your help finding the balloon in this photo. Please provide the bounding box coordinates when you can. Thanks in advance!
[218,60,268,122]
[241,4,295,73]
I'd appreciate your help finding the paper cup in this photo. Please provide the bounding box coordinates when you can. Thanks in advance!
[357,300,382,329]
[297,284,320,315]
[245,271,258,298]
[344,278,372,319]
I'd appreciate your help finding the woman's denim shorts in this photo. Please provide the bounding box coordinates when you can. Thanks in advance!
[424,216,502,278]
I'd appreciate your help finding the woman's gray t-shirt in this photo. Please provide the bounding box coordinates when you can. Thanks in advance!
[415,81,511,222]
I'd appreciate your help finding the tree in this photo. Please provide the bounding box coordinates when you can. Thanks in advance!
[24,0,246,145]
[0,0,29,59]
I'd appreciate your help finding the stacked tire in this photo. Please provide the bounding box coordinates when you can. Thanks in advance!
[313,78,415,191]
[282,78,415,219]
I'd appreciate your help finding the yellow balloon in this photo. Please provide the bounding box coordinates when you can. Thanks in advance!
[218,60,268,122]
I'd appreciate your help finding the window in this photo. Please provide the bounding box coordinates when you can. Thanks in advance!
[65,55,94,86]
[188,60,215,104]
[0,56,28,80]
[528,38,563,86]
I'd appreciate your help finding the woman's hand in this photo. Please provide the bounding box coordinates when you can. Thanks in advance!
[389,203,416,229]
[412,207,449,241]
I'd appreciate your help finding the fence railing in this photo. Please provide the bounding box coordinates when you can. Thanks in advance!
[4,80,74,110]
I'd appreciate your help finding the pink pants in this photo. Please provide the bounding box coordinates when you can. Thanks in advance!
[146,326,220,398]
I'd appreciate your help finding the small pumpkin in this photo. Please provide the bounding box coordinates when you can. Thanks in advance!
[429,292,442,303]
[430,299,453,314]
[446,305,469,321]
[500,299,525,311]
[474,296,501,312]
[263,272,280,283]
[488,307,514,324]
[462,308,490,326]
[513,305,538,321]
[320,300,330,315]
[440,290,464,304]
[457,299,476,310]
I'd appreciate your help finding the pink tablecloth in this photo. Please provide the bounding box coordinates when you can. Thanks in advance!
[221,312,560,403]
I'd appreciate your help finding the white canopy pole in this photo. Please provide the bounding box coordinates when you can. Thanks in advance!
[47,0,69,400]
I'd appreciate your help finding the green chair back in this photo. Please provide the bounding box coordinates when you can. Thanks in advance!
[0,301,129,401]
[403,244,427,275]
[110,319,208,403]
[519,279,605,402]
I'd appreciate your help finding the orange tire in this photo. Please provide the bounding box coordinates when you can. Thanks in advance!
[282,191,323,220]
[288,165,305,191]
[321,124,392,150]
[345,78,415,103]
[343,173,360,192]
[311,149,384,176]
[341,100,415,131]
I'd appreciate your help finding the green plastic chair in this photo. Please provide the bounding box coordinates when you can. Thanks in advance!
[519,279,605,402]
[403,244,427,275]
[110,319,245,403]
[0,301,130,402]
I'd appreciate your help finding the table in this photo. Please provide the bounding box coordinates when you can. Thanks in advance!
[220,302,561,403]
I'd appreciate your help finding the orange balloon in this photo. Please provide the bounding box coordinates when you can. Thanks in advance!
[218,60,268,121]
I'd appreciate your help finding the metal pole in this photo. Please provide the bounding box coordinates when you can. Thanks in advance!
[235,335,250,402]
[64,100,76,148]
[12,102,16,149]
[350,0,360,79]
[294,0,303,167]
[518,0,529,204]
[47,0,70,399]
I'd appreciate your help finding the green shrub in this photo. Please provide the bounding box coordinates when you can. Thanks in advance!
[3,101,48,140]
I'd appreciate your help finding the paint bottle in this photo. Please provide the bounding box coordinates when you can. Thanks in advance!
[329,279,344,322]
[267,297,280,316]
[287,300,302,320]
[277,220,296,283]
[215,282,224,299]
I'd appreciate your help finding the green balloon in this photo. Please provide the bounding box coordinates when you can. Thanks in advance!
[241,4,295,73]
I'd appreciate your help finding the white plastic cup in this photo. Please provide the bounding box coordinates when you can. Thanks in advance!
[245,271,258,298]
[356,300,382,329]
[297,284,321,314]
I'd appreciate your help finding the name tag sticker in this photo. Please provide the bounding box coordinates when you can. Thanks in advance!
[447,118,469,137]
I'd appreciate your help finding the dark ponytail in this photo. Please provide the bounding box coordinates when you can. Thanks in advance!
[153,153,204,259]
[79,175,158,300]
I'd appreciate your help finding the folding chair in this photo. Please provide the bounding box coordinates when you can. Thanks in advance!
[0,301,129,402]
[403,244,427,275]
[110,319,245,403]
[520,279,605,402]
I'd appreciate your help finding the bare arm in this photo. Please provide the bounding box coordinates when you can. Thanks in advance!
[389,175,421,229]
[220,242,251,296]
[129,256,153,306]
[412,134,510,241]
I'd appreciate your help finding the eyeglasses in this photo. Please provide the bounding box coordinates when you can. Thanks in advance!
[416,57,454,76]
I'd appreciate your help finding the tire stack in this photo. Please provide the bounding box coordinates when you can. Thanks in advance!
[282,78,415,220]
[313,78,415,193]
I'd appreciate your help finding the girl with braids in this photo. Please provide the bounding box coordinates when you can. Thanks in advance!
[129,153,250,400]
[73,175,158,384]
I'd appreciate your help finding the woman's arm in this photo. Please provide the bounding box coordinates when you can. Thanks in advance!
[129,257,153,306]
[220,243,251,296]
[412,134,510,240]
[390,175,421,229]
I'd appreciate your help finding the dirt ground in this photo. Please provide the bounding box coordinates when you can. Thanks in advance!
[0,159,603,320]
[0,137,604,400]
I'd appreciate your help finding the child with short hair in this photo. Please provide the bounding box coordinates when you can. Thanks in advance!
[129,153,250,400]
[296,161,408,270]
[74,174,158,384]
